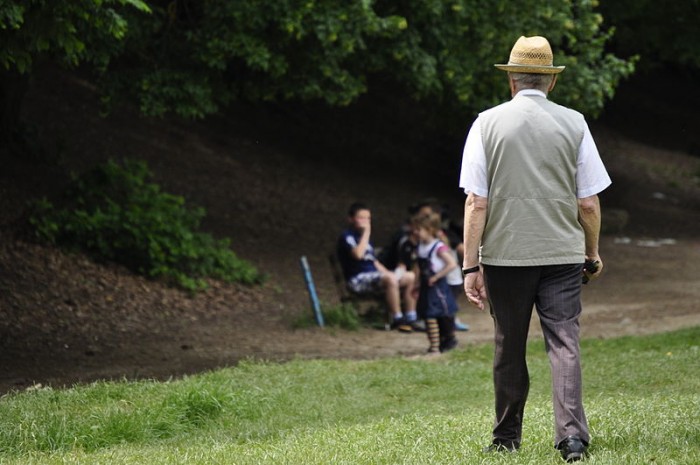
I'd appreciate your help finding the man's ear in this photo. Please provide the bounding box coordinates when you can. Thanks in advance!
[548,75,558,93]
[509,74,517,97]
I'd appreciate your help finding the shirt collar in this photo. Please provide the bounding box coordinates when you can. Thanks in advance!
[515,89,547,98]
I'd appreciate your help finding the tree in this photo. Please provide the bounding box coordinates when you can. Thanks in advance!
[2,0,635,139]
[103,0,411,118]
[370,0,637,120]
[105,0,634,121]
[0,0,150,141]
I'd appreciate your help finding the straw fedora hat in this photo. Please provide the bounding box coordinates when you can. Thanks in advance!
[495,36,565,74]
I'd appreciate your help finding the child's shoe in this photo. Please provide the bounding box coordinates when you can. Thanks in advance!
[440,336,458,352]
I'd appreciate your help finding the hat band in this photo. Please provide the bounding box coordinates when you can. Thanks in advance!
[509,50,553,67]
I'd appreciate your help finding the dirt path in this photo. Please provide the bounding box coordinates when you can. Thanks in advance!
[1,234,698,394]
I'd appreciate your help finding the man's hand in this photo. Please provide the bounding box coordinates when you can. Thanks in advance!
[350,213,372,260]
[464,270,487,310]
[583,255,604,283]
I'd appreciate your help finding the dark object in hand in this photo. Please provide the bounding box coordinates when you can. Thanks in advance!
[582,259,600,284]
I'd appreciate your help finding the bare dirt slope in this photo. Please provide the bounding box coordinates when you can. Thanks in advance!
[0,69,699,394]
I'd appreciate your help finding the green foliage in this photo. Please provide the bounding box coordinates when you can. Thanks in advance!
[0,328,698,463]
[105,0,633,119]
[103,0,408,118]
[0,1,635,121]
[29,158,262,291]
[0,0,150,74]
[293,302,361,331]
[370,0,636,117]
[322,302,362,331]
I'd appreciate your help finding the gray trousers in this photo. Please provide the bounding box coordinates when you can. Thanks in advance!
[483,264,589,447]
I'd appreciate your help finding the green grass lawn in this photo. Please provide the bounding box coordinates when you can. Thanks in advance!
[1,327,698,464]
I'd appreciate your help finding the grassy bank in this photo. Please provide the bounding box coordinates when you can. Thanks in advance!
[1,328,698,464]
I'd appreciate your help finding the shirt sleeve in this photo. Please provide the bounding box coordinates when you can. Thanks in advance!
[436,244,451,256]
[338,232,357,256]
[576,122,612,198]
[458,117,489,197]
[344,234,357,248]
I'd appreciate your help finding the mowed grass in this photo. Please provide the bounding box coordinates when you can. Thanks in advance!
[0,327,698,464]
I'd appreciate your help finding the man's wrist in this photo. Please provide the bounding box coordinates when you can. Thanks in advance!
[462,265,480,276]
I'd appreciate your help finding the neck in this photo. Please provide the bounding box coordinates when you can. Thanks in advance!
[512,85,548,97]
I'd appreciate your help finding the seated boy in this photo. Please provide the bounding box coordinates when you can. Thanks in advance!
[336,202,418,331]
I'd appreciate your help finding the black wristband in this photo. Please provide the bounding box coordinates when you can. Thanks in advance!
[462,265,480,276]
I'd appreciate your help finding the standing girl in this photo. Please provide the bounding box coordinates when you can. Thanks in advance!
[413,212,459,354]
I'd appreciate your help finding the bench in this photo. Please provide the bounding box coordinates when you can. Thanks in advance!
[328,253,389,327]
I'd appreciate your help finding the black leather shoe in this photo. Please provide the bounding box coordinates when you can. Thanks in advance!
[483,439,520,453]
[557,436,587,462]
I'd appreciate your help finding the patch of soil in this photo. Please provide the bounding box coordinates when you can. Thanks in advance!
[0,68,699,394]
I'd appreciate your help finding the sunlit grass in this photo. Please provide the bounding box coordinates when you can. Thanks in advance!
[0,327,698,464]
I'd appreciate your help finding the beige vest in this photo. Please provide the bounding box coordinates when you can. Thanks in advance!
[479,94,585,266]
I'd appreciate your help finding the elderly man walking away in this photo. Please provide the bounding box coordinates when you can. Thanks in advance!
[459,36,611,462]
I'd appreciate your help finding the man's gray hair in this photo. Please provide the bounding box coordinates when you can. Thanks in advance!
[509,72,555,92]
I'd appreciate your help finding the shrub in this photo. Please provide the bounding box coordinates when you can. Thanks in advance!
[29,158,262,291]
[292,302,360,331]
[321,302,361,331]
